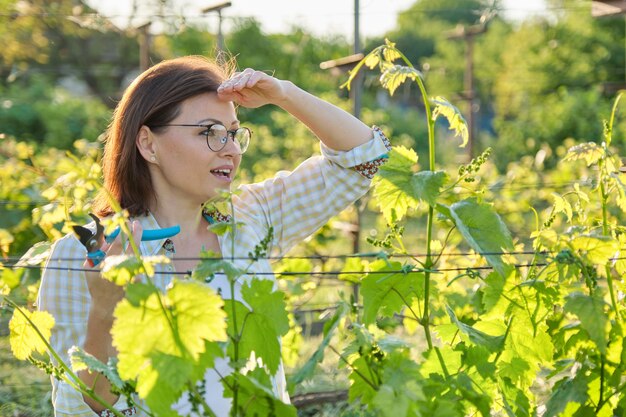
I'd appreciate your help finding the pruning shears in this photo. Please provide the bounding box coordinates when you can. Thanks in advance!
[72,213,180,267]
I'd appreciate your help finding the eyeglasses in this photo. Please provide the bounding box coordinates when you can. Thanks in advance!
[151,123,252,154]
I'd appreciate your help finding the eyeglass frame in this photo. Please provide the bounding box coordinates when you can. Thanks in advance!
[150,123,252,154]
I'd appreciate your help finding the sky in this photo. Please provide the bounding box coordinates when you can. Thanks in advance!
[85,0,548,40]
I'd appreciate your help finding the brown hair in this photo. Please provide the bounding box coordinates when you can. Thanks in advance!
[93,56,231,217]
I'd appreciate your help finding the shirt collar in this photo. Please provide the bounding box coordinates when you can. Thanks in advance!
[135,209,232,256]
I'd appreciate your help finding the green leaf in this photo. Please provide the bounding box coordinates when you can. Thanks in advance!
[432,96,469,147]
[224,371,297,417]
[372,146,419,223]
[420,345,462,377]
[101,255,144,285]
[241,278,289,336]
[569,235,618,265]
[544,373,589,417]
[348,356,378,404]
[449,198,514,277]
[15,241,52,266]
[68,346,125,390]
[274,257,313,279]
[9,308,55,360]
[1,267,24,291]
[564,292,609,354]
[192,254,244,282]
[446,306,505,352]
[112,280,226,411]
[411,170,449,206]
[552,193,573,222]
[360,259,424,325]
[339,257,366,283]
[563,142,605,166]
[225,299,283,374]
[290,303,346,386]
[379,65,422,96]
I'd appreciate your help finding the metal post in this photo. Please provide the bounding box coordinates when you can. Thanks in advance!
[201,2,232,52]
[138,22,151,72]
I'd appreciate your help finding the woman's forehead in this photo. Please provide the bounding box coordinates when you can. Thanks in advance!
[179,93,237,122]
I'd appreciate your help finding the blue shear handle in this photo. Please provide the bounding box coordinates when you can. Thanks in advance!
[105,225,181,244]
[87,250,106,267]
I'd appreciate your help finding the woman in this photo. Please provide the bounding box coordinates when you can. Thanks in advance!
[38,56,390,416]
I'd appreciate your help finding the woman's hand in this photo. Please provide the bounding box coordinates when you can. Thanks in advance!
[217,68,289,108]
[84,220,143,320]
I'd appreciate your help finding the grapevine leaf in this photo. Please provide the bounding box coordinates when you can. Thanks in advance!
[192,256,244,282]
[225,299,283,374]
[382,39,402,62]
[564,292,609,354]
[139,352,193,417]
[112,280,226,410]
[449,198,514,277]
[569,235,617,265]
[544,373,589,417]
[499,378,531,417]
[552,193,573,222]
[9,308,55,360]
[373,353,424,417]
[372,146,419,223]
[432,96,469,147]
[446,306,505,352]
[241,278,289,336]
[1,267,24,291]
[14,241,51,266]
[364,52,380,69]
[101,255,144,285]
[360,259,423,325]
[410,170,449,206]
[455,373,491,417]
[68,346,125,390]
[348,356,378,403]
[274,257,313,280]
[379,65,422,96]
[339,257,366,283]
[223,371,297,417]
[290,303,347,386]
[420,345,462,377]
[562,142,604,166]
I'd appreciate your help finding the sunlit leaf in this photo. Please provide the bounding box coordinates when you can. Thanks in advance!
[379,65,422,96]
[372,146,420,223]
[569,235,617,265]
[360,259,424,325]
[69,346,125,389]
[449,198,514,277]
[364,52,381,69]
[446,305,505,352]
[9,308,55,360]
[112,280,226,412]
[563,142,604,166]
[564,292,609,354]
[223,371,297,417]
[552,193,573,222]
[410,170,449,206]
[432,96,469,147]
[544,372,590,417]
[15,241,52,267]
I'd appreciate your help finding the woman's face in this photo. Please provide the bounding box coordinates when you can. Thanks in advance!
[150,92,242,205]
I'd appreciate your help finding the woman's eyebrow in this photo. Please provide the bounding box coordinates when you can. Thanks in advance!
[197,118,239,126]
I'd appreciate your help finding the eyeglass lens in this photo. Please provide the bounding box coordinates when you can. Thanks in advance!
[206,124,250,153]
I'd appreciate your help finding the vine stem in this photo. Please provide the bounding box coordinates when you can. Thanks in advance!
[328,345,378,390]
[395,47,438,352]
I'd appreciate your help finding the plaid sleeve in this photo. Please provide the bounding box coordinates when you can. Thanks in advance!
[234,127,390,255]
[37,234,136,416]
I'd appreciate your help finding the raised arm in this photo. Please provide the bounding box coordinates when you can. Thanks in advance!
[216,68,373,151]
